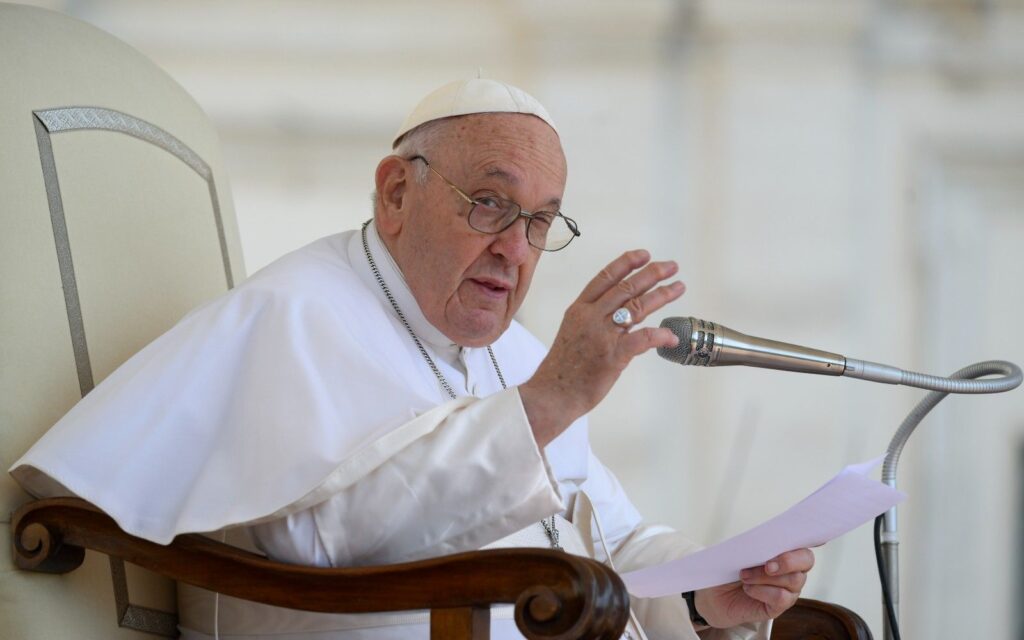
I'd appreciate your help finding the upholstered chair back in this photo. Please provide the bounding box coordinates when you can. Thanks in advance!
[1,4,245,637]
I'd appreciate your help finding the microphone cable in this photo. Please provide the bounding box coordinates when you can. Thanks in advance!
[874,514,901,640]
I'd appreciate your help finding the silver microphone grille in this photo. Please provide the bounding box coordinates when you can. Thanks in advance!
[657,317,693,363]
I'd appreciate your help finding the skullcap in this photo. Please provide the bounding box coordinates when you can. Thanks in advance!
[393,78,557,148]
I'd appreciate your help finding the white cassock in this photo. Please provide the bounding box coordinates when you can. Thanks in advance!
[10,222,768,640]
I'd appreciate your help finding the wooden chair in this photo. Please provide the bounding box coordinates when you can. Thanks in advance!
[2,5,873,639]
[12,498,628,639]
[12,498,873,640]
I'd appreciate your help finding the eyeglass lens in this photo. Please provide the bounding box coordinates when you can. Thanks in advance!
[468,199,576,251]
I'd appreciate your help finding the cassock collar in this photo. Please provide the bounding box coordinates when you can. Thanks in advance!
[348,221,463,368]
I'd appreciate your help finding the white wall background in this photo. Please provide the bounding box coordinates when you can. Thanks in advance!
[20,1,1024,637]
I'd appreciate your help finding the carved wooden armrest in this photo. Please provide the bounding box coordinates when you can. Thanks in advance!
[772,597,874,640]
[12,498,630,640]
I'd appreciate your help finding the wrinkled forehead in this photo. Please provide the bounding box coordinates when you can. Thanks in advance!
[435,113,567,183]
[446,112,558,139]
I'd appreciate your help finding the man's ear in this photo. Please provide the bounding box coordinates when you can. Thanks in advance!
[374,155,410,235]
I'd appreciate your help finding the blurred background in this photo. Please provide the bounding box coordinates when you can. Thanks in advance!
[17,1,1024,637]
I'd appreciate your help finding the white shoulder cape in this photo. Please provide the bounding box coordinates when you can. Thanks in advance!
[10,230,588,544]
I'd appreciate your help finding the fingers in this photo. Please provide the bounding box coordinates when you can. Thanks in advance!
[618,280,685,328]
[578,249,652,303]
[740,568,807,592]
[769,549,815,575]
[694,549,815,628]
[602,258,679,310]
[578,249,681,309]
[739,548,814,590]
[577,250,685,336]
[618,326,679,358]
[740,584,800,617]
[736,549,813,617]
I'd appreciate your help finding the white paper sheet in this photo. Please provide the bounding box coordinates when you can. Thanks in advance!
[621,454,906,597]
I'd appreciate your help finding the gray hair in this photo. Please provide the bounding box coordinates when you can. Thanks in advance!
[371,118,455,216]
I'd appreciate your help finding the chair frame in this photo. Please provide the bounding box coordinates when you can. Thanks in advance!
[12,497,873,639]
[12,498,629,640]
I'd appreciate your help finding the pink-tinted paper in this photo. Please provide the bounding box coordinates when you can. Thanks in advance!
[621,454,906,597]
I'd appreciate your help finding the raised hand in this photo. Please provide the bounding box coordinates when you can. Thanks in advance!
[520,249,685,446]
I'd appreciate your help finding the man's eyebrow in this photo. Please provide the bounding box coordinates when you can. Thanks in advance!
[483,166,519,185]
[542,196,562,211]
[482,166,562,210]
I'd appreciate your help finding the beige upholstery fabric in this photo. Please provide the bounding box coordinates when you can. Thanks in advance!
[1,3,244,637]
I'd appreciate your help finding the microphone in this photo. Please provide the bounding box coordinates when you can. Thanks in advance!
[657,316,903,384]
[657,316,1022,640]
[658,316,1022,393]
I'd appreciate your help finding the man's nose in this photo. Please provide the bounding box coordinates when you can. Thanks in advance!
[490,215,532,264]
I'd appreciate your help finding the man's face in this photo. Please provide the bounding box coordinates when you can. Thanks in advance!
[382,113,567,347]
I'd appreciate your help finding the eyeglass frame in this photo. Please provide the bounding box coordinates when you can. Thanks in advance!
[407,155,581,252]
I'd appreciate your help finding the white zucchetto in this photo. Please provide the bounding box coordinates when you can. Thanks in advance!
[393,78,558,148]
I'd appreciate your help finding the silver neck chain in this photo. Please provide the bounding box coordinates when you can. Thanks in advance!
[360,222,559,550]
[540,515,561,550]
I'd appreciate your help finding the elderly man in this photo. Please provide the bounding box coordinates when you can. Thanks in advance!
[12,79,813,639]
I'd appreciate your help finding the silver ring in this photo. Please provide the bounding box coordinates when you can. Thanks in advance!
[612,307,633,326]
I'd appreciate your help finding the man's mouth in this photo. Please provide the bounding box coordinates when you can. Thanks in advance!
[469,277,513,296]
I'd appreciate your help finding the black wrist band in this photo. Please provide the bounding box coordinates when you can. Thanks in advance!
[682,590,709,627]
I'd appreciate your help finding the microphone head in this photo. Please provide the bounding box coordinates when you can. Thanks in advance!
[657,317,693,363]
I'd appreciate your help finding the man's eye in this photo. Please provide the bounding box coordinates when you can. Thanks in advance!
[532,211,555,226]
[476,197,503,210]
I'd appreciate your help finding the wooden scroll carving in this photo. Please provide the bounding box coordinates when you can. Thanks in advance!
[12,497,630,640]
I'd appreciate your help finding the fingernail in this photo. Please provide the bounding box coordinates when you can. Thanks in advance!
[766,562,779,575]
[739,569,751,580]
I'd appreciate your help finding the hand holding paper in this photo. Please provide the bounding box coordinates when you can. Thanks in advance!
[621,455,906,598]
[690,547,816,629]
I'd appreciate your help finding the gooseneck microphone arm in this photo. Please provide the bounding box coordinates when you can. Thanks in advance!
[877,359,1021,640]
[657,316,1022,393]
[658,315,1023,640]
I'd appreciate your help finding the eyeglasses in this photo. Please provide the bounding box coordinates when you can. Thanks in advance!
[409,155,580,251]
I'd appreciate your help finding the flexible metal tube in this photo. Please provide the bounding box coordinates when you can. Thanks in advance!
[879,360,1021,640]
[883,360,1022,485]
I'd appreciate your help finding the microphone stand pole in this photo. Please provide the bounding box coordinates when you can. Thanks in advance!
[878,360,1022,640]
[880,499,899,640]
